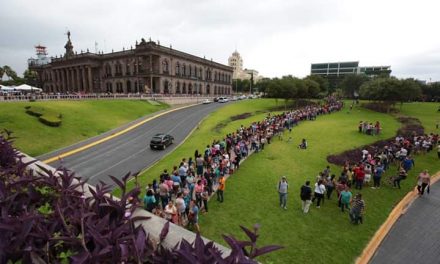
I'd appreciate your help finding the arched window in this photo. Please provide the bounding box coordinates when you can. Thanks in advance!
[189,65,192,77]
[115,62,122,76]
[182,64,186,76]
[105,64,112,77]
[163,80,170,94]
[126,63,131,75]
[162,60,169,74]
[176,62,180,76]
[176,82,181,94]
[199,68,202,79]
[182,83,187,94]
[126,80,132,93]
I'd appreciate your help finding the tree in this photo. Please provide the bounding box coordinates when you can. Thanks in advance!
[399,78,422,105]
[421,82,440,101]
[304,79,320,98]
[359,77,422,111]
[23,69,38,86]
[233,79,251,93]
[304,75,328,95]
[339,74,369,98]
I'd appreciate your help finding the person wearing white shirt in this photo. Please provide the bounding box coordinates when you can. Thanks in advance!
[312,180,326,208]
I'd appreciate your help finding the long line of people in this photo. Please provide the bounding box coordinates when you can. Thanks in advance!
[140,98,344,231]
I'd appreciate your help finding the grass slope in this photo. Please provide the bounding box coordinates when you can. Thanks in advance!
[0,100,168,156]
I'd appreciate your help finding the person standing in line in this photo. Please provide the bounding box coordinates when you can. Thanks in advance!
[175,192,186,226]
[300,181,312,213]
[340,186,352,213]
[417,169,431,196]
[372,163,384,189]
[325,174,336,199]
[278,176,289,209]
[217,174,225,202]
[312,179,326,208]
[188,200,200,233]
[350,193,365,224]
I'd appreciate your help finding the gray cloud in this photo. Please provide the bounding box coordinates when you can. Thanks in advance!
[1,0,439,81]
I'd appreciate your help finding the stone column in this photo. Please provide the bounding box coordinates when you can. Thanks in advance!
[88,67,93,93]
[81,67,87,93]
[76,67,81,92]
[66,68,71,92]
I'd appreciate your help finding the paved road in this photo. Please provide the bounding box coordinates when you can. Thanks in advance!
[37,102,226,185]
[370,181,440,264]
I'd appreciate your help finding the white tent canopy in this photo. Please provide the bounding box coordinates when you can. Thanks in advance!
[15,84,42,92]
[0,85,15,91]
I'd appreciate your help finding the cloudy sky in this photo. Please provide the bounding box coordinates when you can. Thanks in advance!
[1,0,440,81]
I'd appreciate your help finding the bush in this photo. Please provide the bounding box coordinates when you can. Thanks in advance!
[25,106,45,117]
[39,115,62,127]
[25,106,62,127]
[0,131,282,263]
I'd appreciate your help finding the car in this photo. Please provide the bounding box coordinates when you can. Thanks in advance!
[213,97,219,102]
[150,133,174,150]
[231,96,238,101]
[202,99,212,104]
[218,97,229,103]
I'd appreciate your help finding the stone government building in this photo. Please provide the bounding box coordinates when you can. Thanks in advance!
[28,32,233,95]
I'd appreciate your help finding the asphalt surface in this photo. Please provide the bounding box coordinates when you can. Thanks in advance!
[370,181,440,264]
[37,102,226,185]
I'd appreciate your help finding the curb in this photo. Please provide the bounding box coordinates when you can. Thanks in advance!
[355,171,440,264]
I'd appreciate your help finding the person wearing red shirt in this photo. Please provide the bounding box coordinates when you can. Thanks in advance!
[355,166,365,190]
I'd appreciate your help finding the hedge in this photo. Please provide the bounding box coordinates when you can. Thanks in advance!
[38,115,62,127]
[25,106,62,127]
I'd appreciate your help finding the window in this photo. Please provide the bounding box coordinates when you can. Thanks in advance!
[105,64,112,77]
[162,60,169,73]
[176,62,180,75]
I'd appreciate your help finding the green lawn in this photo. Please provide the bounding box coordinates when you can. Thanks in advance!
[0,100,168,156]
[198,102,439,264]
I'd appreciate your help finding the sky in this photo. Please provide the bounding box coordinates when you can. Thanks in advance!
[1,0,440,81]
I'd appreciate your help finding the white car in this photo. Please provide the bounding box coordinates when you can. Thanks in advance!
[218,97,229,103]
[202,99,212,104]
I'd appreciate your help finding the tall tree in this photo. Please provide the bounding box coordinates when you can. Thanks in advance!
[304,75,328,95]
[304,79,320,98]
[339,74,369,98]
[23,69,38,87]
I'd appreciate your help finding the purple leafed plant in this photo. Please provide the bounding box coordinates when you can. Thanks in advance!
[0,131,282,263]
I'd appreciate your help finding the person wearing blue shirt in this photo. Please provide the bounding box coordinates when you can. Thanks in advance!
[372,164,385,189]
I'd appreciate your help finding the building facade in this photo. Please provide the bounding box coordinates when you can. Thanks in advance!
[29,33,233,95]
[311,61,391,89]
[227,50,262,83]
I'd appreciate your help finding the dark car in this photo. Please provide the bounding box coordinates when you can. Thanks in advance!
[213,97,219,102]
[150,134,174,150]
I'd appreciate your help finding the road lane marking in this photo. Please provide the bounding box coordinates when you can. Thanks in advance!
[42,104,197,164]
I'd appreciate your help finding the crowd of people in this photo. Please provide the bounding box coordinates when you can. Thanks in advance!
[358,121,381,135]
[138,98,344,232]
[292,131,439,225]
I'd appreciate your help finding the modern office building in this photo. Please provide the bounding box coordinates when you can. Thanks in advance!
[311,61,391,89]
[28,32,233,95]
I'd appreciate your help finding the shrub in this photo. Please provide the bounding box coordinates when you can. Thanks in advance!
[39,115,62,127]
[25,106,62,127]
[25,106,45,117]
[0,131,282,263]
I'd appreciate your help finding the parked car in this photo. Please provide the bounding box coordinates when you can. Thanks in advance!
[202,99,212,104]
[218,97,229,103]
[150,134,174,150]
[213,97,219,102]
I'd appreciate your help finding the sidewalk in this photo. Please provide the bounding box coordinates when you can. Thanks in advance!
[370,181,440,264]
